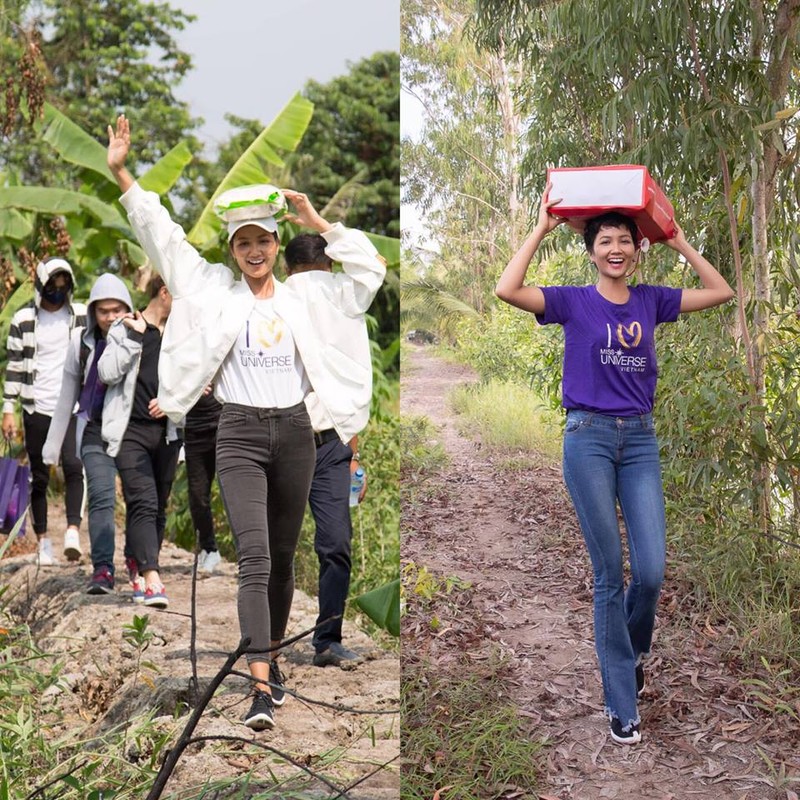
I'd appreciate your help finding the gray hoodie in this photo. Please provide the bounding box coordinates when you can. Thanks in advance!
[43,274,135,462]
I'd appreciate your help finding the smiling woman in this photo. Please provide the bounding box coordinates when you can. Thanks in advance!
[495,180,734,745]
[105,113,386,732]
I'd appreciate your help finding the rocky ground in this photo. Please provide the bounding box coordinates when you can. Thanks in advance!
[1,510,399,798]
[401,345,800,800]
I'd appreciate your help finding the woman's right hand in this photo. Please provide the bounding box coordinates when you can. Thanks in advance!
[107,114,131,174]
[535,182,565,235]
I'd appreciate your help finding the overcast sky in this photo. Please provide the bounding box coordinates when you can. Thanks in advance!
[171,0,400,153]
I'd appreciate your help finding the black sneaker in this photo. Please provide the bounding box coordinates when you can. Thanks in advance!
[86,566,115,595]
[609,717,641,745]
[268,659,286,707]
[244,690,275,731]
[636,663,645,696]
[312,641,365,670]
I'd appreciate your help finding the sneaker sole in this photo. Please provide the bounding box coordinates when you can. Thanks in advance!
[270,693,286,707]
[86,585,114,595]
[244,713,275,731]
[143,598,169,609]
[132,595,145,604]
[610,730,642,745]
[312,653,364,669]
[64,548,82,561]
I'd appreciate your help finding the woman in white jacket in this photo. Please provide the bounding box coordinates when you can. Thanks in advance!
[107,115,385,732]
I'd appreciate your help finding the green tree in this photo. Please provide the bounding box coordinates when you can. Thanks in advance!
[402,0,526,323]
[288,51,399,239]
[1,0,201,187]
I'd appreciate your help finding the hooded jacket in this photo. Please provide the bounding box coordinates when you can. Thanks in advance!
[2,259,87,415]
[42,274,135,462]
[120,182,385,442]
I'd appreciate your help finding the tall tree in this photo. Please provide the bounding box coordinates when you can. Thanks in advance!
[287,51,400,239]
[402,0,526,318]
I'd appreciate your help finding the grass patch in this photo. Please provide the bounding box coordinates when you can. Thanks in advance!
[449,379,562,461]
[401,656,547,799]
[400,415,449,481]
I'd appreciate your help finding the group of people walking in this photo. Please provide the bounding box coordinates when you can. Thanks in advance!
[1,114,385,731]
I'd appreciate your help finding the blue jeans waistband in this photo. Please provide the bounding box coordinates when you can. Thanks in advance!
[566,409,654,429]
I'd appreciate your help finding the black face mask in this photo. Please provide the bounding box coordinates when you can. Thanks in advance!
[42,287,68,305]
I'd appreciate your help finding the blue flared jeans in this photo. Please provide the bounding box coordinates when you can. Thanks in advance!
[562,410,666,731]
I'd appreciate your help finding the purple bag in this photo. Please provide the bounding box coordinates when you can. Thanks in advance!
[0,450,29,536]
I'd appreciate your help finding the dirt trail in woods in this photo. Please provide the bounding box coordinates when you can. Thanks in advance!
[401,345,800,800]
[2,510,399,798]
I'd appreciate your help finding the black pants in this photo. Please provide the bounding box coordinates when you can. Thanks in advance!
[309,437,354,652]
[184,423,218,552]
[23,411,83,534]
[115,420,181,573]
[216,402,315,664]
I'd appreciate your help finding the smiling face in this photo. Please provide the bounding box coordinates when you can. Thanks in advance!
[588,224,638,279]
[230,225,279,285]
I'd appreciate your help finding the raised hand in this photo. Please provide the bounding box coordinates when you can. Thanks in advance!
[535,182,565,235]
[107,114,131,172]
[282,189,332,233]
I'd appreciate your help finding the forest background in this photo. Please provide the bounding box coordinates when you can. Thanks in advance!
[402,0,800,682]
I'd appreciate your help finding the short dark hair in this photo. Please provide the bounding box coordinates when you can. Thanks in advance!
[284,233,333,274]
[148,273,166,299]
[583,212,639,253]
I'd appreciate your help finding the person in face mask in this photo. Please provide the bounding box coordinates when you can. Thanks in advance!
[2,257,87,566]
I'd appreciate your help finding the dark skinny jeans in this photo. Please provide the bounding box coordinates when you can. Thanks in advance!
[115,420,181,574]
[216,401,315,664]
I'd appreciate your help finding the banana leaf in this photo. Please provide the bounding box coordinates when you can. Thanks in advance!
[0,209,33,240]
[0,186,130,230]
[0,283,33,324]
[39,103,193,195]
[39,102,115,182]
[354,578,400,637]
[187,92,314,250]
[138,141,194,195]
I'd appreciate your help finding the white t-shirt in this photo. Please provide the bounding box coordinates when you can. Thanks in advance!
[33,306,71,416]
[216,297,310,408]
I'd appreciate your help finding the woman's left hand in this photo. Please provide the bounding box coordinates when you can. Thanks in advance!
[662,221,689,252]
[282,189,332,233]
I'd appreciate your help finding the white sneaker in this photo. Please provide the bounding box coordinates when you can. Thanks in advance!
[63,528,82,561]
[36,538,57,567]
[198,549,221,574]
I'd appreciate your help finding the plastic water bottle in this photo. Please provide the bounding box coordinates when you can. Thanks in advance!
[349,467,365,507]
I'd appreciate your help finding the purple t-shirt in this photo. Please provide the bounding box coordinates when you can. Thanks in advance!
[536,284,682,416]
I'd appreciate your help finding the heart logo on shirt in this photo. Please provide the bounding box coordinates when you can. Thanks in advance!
[617,321,642,348]
[256,318,284,349]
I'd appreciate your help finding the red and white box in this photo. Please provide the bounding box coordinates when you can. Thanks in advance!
[546,165,676,243]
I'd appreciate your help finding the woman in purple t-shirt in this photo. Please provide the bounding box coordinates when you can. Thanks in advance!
[496,184,734,745]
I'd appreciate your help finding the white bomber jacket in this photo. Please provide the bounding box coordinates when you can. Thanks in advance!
[120,182,386,442]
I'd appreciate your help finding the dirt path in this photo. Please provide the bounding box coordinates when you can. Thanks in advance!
[2,503,399,797]
[401,345,800,800]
